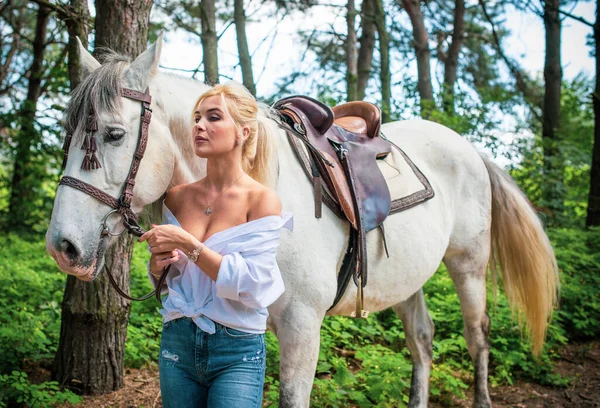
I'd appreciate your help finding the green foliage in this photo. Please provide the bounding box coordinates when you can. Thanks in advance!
[0,370,82,408]
[550,228,600,339]
[510,75,594,228]
[2,227,599,405]
[0,234,65,373]
[125,241,161,368]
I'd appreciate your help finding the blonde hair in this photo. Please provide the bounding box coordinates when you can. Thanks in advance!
[194,81,279,188]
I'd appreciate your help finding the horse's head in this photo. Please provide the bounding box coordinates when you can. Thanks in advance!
[46,35,177,280]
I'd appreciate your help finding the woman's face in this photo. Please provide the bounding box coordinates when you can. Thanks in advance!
[193,95,245,158]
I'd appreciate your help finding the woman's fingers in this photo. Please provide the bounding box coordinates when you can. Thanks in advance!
[150,251,179,277]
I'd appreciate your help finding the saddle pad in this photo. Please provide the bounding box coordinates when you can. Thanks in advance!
[379,141,434,214]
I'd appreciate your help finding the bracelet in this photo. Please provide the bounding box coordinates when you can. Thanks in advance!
[187,243,205,263]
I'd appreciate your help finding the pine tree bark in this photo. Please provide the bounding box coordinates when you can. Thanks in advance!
[374,0,390,123]
[587,0,600,227]
[7,4,50,231]
[66,0,90,89]
[402,0,434,118]
[541,0,564,220]
[200,0,219,85]
[443,0,465,114]
[234,0,255,95]
[95,0,153,57]
[357,0,375,100]
[52,0,152,394]
[346,0,358,102]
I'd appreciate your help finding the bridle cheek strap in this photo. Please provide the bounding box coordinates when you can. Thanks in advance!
[58,87,168,302]
[59,87,152,237]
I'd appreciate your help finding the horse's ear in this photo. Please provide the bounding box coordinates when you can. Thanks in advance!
[126,32,163,90]
[77,37,101,79]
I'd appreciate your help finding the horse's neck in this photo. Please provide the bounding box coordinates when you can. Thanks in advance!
[151,73,210,186]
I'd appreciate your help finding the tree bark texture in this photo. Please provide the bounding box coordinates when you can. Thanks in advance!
[52,0,152,394]
[234,0,255,95]
[443,0,465,114]
[374,0,390,122]
[53,234,135,394]
[346,0,358,102]
[200,0,219,85]
[541,0,564,219]
[7,4,50,230]
[357,0,376,100]
[94,0,153,57]
[587,0,600,227]
[67,0,90,89]
[402,0,434,118]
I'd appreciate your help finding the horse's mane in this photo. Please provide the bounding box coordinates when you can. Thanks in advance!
[63,50,130,143]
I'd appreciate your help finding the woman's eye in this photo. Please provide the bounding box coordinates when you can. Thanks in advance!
[106,129,125,142]
[194,117,200,123]
[209,116,220,121]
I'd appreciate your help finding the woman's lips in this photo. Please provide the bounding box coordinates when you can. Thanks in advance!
[195,136,208,143]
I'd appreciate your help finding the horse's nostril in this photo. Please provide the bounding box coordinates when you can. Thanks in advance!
[59,239,79,261]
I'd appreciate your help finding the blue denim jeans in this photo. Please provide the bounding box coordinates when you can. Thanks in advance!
[159,317,266,408]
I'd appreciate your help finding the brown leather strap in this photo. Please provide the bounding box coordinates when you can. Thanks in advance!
[121,98,151,208]
[106,264,170,302]
[120,88,152,104]
[59,87,160,303]
[285,130,344,220]
[60,176,121,209]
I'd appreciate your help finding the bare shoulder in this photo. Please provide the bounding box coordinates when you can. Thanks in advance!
[247,184,282,222]
[164,183,188,214]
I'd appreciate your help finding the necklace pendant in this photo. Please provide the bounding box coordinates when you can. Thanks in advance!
[205,207,212,216]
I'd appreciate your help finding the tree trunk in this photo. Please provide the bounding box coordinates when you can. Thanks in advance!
[374,0,390,123]
[357,0,376,100]
[66,0,90,89]
[402,0,434,118]
[443,0,465,114]
[234,0,255,95]
[53,234,134,394]
[7,4,50,231]
[52,0,152,394]
[200,0,219,85]
[95,0,153,57]
[541,0,564,221]
[346,0,358,102]
[587,0,600,227]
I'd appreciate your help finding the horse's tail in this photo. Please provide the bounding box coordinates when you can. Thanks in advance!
[482,155,559,356]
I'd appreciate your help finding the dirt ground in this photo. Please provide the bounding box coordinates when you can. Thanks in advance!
[53,341,599,408]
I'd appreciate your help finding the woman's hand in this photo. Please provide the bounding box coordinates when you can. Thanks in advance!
[149,250,180,278]
[139,224,200,254]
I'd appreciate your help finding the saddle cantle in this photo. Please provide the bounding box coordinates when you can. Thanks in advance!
[274,95,393,317]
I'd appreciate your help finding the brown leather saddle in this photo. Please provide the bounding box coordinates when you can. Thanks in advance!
[273,95,392,316]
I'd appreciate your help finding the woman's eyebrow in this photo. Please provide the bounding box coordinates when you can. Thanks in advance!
[194,107,223,116]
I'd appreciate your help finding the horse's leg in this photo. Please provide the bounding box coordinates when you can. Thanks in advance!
[270,302,325,408]
[444,243,492,408]
[392,289,434,408]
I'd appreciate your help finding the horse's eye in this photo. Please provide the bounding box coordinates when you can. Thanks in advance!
[106,129,125,142]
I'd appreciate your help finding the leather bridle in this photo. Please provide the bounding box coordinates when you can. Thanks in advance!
[60,87,167,302]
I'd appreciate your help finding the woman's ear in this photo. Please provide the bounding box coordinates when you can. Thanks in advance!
[242,126,251,141]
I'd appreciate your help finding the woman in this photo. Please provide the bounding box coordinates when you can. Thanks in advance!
[138,81,292,408]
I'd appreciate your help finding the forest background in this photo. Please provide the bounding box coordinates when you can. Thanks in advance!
[0,0,599,406]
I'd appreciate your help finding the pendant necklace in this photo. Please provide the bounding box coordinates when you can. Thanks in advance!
[204,173,245,216]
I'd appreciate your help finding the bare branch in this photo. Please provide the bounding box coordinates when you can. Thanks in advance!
[538,0,594,27]
[479,0,543,119]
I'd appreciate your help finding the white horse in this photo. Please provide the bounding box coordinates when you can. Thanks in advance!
[46,36,558,408]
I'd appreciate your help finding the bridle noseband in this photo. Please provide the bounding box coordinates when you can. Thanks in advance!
[60,87,167,302]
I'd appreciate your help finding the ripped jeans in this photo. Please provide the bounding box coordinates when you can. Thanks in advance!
[159,317,266,408]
